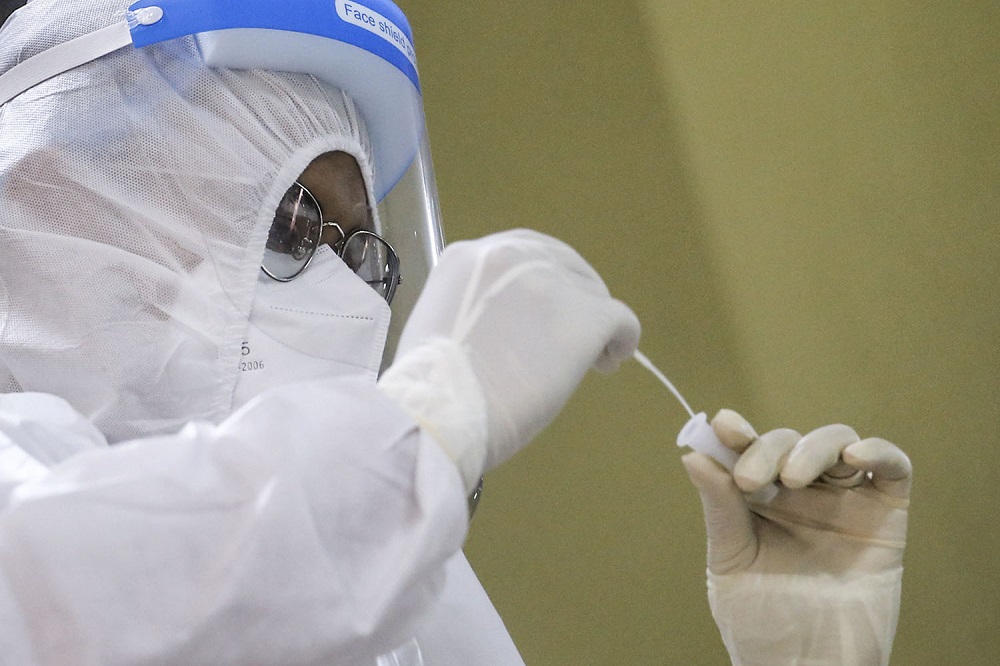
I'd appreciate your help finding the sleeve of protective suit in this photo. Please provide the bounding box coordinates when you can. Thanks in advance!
[682,410,911,666]
[378,230,641,493]
[0,381,471,666]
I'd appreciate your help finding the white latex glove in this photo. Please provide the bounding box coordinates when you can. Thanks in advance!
[682,409,911,666]
[379,229,640,492]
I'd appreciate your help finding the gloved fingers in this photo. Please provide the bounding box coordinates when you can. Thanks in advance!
[504,229,605,283]
[732,428,800,493]
[433,231,601,296]
[818,464,866,488]
[592,299,641,373]
[843,437,913,499]
[711,409,759,454]
[780,424,860,489]
[474,230,611,297]
[462,248,638,374]
[415,231,618,352]
[681,452,757,574]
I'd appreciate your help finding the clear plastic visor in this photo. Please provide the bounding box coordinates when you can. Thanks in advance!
[374,129,444,367]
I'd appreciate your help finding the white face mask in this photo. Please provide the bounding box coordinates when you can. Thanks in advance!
[232,245,392,409]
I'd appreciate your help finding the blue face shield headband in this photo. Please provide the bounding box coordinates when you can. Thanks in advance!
[0,0,421,202]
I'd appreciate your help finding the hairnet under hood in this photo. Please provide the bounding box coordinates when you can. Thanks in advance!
[0,0,379,441]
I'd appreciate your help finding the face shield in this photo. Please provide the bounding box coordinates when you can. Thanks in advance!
[0,0,444,365]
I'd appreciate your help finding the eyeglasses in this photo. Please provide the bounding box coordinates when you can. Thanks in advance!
[261,181,401,304]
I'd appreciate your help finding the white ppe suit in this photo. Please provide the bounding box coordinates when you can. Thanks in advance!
[0,0,556,662]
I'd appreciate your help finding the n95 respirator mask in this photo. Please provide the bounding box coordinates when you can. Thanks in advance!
[233,245,391,409]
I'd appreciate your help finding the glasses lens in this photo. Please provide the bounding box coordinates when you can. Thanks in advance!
[342,232,400,304]
[262,184,323,280]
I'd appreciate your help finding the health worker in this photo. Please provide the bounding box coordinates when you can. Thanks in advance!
[0,0,911,664]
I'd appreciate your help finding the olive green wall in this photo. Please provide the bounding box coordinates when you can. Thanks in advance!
[405,2,999,664]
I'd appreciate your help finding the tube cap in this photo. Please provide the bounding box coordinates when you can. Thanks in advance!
[677,412,739,470]
[678,412,779,503]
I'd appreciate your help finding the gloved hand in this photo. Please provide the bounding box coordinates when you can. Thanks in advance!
[682,409,911,666]
[378,230,640,492]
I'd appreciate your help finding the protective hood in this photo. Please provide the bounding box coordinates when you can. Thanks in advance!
[0,0,382,441]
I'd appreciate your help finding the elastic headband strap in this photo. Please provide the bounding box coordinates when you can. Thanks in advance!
[0,20,132,107]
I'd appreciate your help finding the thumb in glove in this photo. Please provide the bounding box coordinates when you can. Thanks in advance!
[680,408,763,574]
[681,451,758,574]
